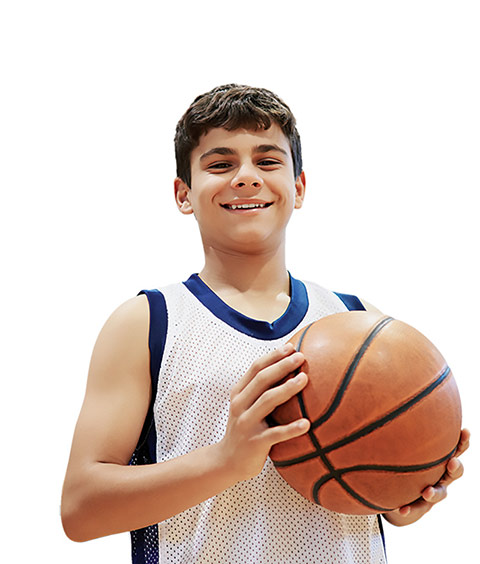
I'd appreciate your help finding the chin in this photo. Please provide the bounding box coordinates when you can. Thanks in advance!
[228,231,284,254]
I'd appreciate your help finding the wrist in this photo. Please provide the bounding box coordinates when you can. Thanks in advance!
[211,438,246,487]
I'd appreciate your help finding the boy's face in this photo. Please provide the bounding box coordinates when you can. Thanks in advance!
[174,124,305,255]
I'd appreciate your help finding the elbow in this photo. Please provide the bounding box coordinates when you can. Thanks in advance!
[61,461,108,542]
[61,509,86,543]
[61,482,101,543]
[61,497,92,543]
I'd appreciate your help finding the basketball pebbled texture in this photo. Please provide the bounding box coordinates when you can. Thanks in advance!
[269,311,462,515]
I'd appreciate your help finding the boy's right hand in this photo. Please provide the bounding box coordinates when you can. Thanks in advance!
[217,343,311,483]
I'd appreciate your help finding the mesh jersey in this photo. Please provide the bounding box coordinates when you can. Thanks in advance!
[130,274,387,564]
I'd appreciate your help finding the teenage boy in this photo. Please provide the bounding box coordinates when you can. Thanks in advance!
[61,84,469,564]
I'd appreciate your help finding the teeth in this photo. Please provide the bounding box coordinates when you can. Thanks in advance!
[228,203,268,210]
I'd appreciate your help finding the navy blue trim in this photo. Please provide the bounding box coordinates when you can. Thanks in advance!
[183,273,308,340]
[134,289,167,464]
[334,292,366,311]
[378,514,387,561]
[129,289,168,564]
[140,289,168,405]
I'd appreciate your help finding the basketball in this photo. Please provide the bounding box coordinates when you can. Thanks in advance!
[269,311,462,515]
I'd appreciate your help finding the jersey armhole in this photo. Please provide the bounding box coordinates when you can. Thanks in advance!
[129,289,167,564]
[131,289,168,464]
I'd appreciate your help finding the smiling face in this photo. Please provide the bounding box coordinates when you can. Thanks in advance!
[174,124,306,256]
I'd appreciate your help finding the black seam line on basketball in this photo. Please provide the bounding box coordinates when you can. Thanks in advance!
[312,446,457,491]
[304,426,393,511]
[311,476,393,513]
[292,316,394,510]
[311,446,457,513]
[272,450,319,468]
[274,316,393,466]
[266,324,315,428]
[311,316,394,430]
[301,392,392,512]
[274,366,450,467]
[272,442,456,469]
[296,322,316,353]
[322,365,451,455]
[309,422,392,512]
[289,323,315,384]
[293,325,317,419]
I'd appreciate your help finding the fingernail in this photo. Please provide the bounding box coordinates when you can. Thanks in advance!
[297,419,310,431]
[449,458,460,472]
[293,372,307,385]
[423,487,435,501]
[294,353,305,365]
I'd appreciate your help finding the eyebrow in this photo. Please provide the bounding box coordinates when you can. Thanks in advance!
[254,144,288,156]
[199,143,288,162]
[199,147,236,161]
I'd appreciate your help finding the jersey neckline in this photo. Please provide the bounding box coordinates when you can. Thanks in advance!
[183,273,309,340]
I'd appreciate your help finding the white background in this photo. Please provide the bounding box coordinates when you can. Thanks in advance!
[1,1,478,562]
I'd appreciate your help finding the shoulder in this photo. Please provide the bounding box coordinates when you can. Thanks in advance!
[98,294,150,341]
[90,295,150,383]
[109,293,150,324]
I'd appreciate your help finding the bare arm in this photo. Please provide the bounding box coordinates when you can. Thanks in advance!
[61,297,309,542]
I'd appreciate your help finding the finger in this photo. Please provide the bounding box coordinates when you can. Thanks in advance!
[262,417,311,447]
[232,343,297,396]
[417,456,464,508]
[446,457,464,480]
[234,351,305,413]
[454,428,471,457]
[248,370,309,423]
[438,457,464,488]
[397,505,411,517]
[396,495,432,517]
[422,483,447,504]
[397,497,427,516]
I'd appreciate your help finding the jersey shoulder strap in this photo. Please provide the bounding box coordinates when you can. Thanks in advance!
[334,292,366,311]
[131,289,168,463]
[138,289,168,386]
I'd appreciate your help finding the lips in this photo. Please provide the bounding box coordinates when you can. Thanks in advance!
[220,201,273,210]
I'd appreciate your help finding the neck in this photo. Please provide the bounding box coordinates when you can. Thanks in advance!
[199,243,290,297]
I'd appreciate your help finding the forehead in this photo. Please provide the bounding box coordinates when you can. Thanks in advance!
[191,123,292,162]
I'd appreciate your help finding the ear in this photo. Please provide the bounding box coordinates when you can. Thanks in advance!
[174,177,194,215]
[294,171,306,209]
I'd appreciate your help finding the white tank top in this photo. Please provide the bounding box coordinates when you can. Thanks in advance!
[130,274,387,564]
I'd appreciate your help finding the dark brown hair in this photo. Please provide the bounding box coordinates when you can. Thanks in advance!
[174,84,302,187]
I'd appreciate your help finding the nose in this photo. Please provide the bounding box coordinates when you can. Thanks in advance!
[231,163,263,191]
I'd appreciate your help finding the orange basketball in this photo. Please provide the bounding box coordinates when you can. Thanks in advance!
[269,311,462,515]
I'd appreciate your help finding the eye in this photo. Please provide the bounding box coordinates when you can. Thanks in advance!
[207,162,232,171]
[258,159,281,167]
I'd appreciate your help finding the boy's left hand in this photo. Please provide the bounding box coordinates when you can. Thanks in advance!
[383,428,470,526]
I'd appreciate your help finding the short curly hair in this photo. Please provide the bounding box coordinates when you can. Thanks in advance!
[174,84,302,187]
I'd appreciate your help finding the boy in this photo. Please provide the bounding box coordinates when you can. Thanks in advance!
[61,84,469,563]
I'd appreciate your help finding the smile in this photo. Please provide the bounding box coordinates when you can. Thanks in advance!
[221,202,273,210]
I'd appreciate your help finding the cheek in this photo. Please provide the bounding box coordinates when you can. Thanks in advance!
[191,175,225,199]
[283,185,298,209]
[187,191,219,223]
